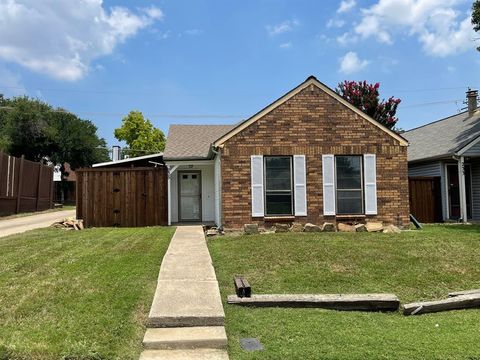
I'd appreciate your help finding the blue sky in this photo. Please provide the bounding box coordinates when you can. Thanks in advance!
[1,0,479,148]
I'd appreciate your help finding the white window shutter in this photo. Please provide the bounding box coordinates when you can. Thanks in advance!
[364,154,377,215]
[322,155,336,216]
[293,155,307,216]
[251,155,264,217]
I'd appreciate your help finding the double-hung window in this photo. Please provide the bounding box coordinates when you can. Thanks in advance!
[335,156,363,215]
[264,156,293,215]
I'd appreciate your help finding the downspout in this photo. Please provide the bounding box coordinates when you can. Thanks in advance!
[452,155,468,223]
[211,145,222,228]
[166,164,179,226]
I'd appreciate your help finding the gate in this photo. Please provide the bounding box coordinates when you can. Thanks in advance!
[76,167,168,227]
[409,176,442,223]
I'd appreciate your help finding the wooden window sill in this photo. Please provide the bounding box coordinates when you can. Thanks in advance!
[263,216,296,221]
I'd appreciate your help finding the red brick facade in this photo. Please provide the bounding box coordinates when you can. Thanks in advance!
[219,83,409,229]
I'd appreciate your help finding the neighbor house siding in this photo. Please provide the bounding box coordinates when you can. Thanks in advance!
[462,141,480,157]
[471,159,480,220]
[220,84,409,229]
[408,161,447,220]
[408,162,442,177]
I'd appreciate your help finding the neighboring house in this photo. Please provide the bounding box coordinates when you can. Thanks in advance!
[163,76,409,229]
[92,152,164,168]
[403,90,480,223]
[53,162,76,205]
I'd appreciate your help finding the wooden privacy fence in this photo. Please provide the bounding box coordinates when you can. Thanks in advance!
[0,151,54,216]
[76,167,168,227]
[409,176,442,223]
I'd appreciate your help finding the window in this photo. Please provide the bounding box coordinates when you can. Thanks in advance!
[264,156,293,215]
[335,156,363,215]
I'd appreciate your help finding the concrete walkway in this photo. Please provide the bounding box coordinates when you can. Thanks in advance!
[0,209,76,238]
[140,226,228,360]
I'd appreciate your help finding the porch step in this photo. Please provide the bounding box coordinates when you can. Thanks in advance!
[139,349,229,360]
[142,326,227,350]
[148,279,224,327]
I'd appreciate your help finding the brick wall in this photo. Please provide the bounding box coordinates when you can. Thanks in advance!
[220,83,409,229]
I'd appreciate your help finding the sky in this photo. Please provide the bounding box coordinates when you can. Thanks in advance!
[1,0,480,149]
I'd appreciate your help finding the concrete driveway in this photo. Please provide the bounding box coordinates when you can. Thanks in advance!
[0,209,76,238]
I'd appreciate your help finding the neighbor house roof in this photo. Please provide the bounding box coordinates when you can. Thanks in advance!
[213,76,408,147]
[163,124,235,160]
[403,110,480,162]
[92,153,164,167]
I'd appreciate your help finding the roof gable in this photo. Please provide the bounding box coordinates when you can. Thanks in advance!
[214,76,408,147]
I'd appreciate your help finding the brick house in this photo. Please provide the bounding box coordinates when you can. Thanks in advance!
[163,76,409,229]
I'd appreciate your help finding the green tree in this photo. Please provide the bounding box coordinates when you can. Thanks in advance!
[114,111,165,157]
[473,0,480,50]
[0,95,109,174]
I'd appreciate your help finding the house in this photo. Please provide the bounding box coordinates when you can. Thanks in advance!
[163,76,409,229]
[403,90,480,223]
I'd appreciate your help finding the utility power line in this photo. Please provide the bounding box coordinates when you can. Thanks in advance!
[1,84,478,96]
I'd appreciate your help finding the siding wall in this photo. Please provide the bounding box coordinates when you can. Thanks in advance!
[408,161,447,220]
[463,140,480,156]
[408,162,442,177]
[472,159,480,220]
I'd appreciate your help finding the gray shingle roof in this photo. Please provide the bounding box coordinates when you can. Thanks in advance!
[403,110,480,162]
[163,124,235,160]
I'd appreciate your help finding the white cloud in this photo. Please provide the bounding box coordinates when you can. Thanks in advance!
[353,0,475,56]
[327,18,346,28]
[339,51,370,74]
[338,0,357,13]
[266,19,299,36]
[337,32,358,45]
[0,0,163,81]
[279,42,292,49]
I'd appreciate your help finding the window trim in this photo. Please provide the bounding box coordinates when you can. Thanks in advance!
[334,155,364,215]
[263,155,294,216]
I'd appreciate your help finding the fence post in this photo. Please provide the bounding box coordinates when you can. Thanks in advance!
[50,167,54,209]
[15,155,25,214]
[0,151,4,195]
[36,163,43,211]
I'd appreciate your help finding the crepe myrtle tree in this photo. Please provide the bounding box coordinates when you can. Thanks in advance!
[473,0,480,51]
[335,80,401,130]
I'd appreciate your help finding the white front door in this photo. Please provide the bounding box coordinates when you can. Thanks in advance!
[179,171,202,221]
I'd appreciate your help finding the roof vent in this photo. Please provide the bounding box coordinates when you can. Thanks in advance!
[466,88,478,116]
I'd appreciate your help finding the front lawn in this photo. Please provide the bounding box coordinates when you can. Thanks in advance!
[208,225,480,359]
[0,226,175,360]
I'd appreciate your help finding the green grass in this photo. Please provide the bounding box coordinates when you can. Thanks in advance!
[208,225,480,360]
[0,226,175,360]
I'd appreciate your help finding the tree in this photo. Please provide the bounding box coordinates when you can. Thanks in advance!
[473,0,480,51]
[114,111,166,157]
[335,80,401,130]
[0,96,109,174]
